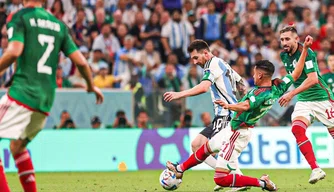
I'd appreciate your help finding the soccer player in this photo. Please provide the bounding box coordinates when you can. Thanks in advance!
[166,36,313,191]
[322,53,334,93]
[163,39,246,190]
[279,26,333,184]
[0,0,104,192]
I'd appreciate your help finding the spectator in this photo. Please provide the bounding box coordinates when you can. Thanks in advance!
[261,1,282,32]
[124,75,146,117]
[113,35,140,88]
[129,11,146,48]
[115,23,128,47]
[111,9,123,34]
[50,0,65,21]
[183,64,201,89]
[92,23,120,63]
[200,112,211,127]
[136,110,152,129]
[54,110,76,129]
[155,53,186,82]
[161,9,195,65]
[139,40,161,78]
[198,1,222,45]
[91,116,103,129]
[56,66,72,88]
[296,7,318,37]
[174,109,196,128]
[72,8,88,46]
[87,8,107,39]
[157,63,183,92]
[63,0,94,27]
[88,49,105,76]
[93,62,120,88]
[130,0,151,22]
[140,12,161,51]
[0,26,14,88]
[112,110,132,128]
[7,0,23,14]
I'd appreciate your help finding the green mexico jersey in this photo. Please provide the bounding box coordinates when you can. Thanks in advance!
[231,75,294,130]
[322,72,334,93]
[7,7,78,113]
[280,44,334,101]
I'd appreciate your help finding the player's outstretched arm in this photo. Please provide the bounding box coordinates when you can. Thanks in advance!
[279,36,316,107]
[290,35,313,81]
[69,50,104,104]
[0,41,23,74]
[214,100,250,112]
[163,80,211,102]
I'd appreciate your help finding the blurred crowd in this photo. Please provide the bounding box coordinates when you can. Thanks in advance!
[0,0,333,128]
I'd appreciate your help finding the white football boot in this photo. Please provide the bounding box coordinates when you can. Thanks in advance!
[309,168,326,184]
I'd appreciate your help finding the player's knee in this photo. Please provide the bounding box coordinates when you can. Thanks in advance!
[208,139,220,153]
[10,140,27,156]
[191,139,202,153]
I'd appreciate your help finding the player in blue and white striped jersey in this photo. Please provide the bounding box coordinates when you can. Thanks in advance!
[164,39,247,192]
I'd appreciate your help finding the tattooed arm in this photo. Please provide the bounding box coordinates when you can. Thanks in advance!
[236,78,247,99]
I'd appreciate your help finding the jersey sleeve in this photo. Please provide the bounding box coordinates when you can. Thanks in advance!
[247,91,266,110]
[6,14,24,43]
[61,26,78,56]
[273,74,294,96]
[303,49,317,74]
[201,60,223,84]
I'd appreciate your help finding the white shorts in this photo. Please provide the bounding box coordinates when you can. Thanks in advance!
[216,128,252,170]
[292,100,334,128]
[208,122,234,153]
[0,95,47,140]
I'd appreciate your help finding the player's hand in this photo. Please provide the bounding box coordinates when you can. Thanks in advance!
[163,92,181,102]
[304,35,313,48]
[214,100,229,109]
[88,86,104,104]
[278,92,293,107]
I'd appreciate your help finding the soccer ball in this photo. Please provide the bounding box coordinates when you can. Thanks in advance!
[159,169,182,191]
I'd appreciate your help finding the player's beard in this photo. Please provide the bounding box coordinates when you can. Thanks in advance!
[283,44,294,54]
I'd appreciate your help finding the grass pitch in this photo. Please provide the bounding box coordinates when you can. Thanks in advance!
[6,169,334,192]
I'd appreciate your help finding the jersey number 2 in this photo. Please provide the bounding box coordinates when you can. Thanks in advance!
[37,34,55,75]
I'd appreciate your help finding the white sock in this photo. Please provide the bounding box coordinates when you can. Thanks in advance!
[204,155,217,169]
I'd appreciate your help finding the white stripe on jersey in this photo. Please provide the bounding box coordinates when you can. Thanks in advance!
[205,57,240,117]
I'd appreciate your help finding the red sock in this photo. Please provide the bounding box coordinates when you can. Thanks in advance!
[0,159,10,192]
[14,150,37,192]
[214,172,260,187]
[292,120,319,170]
[329,129,334,139]
[180,142,211,171]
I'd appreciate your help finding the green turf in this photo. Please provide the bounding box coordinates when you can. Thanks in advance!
[6,169,334,192]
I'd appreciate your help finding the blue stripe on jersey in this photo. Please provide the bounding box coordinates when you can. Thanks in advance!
[211,84,223,115]
[213,83,231,117]
[218,61,238,103]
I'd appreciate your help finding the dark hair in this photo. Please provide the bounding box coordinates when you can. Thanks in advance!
[255,60,275,76]
[116,110,125,117]
[187,39,210,53]
[280,25,298,34]
[51,0,65,15]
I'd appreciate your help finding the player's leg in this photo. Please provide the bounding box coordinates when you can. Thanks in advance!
[291,102,321,172]
[166,122,233,178]
[11,111,46,192]
[213,129,277,191]
[0,155,10,192]
[0,94,32,192]
[192,125,217,169]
